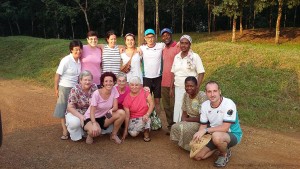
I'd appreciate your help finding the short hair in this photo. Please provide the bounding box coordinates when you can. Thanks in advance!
[87,31,98,38]
[79,70,93,81]
[124,33,135,41]
[205,80,221,91]
[185,76,197,86]
[69,40,83,52]
[116,72,127,80]
[100,72,117,86]
[129,76,141,85]
[105,30,116,42]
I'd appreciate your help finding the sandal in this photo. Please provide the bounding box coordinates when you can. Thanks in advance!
[110,135,122,144]
[60,135,69,140]
[214,149,231,167]
[143,137,151,142]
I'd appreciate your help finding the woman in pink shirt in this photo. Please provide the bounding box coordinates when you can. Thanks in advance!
[122,76,154,142]
[83,72,125,144]
[81,31,102,88]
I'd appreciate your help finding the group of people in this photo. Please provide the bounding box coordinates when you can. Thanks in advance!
[53,28,243,167]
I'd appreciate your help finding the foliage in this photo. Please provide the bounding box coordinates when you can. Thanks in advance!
[0,34,299,131]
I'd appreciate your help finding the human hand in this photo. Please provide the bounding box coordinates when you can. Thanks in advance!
[91,122,100,137]
[142,114,150,123]
[143,86,150,92]
[169,89,174,98]
[193,130,205,141]
[137,47,143,56]
[80,115,85,127]
[55,89,59,98]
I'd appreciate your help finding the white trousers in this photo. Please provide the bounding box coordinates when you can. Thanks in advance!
[65,113,84,141]
[173,86,185,123]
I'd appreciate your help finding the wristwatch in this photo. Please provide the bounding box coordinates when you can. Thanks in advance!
[205,128,209,134]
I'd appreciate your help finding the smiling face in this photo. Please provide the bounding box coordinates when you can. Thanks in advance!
[185,80,197,96]
[205,83,222,106]
[117,76,127,90]
[80,75,93,90]
[102,76,114,91]
[129,82,141,94]
[107,34,117,48]
[71,46,82,60]
[125,35,135,48]
[144,34,155,46]
[161,32,172,46]
[180,38,191,53]
[87,36,98,47]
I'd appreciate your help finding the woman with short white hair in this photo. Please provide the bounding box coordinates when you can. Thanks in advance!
[122,76,154,142]
[65,70,98,141]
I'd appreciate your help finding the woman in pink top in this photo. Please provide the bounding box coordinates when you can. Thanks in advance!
[116,72,130,109]
[83,72,125,144]
[81,31,102,88]
[122,76,154,142]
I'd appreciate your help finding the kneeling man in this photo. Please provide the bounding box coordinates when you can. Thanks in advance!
[192,81,243,167]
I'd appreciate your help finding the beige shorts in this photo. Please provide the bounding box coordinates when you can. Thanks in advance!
[128,117,151,134]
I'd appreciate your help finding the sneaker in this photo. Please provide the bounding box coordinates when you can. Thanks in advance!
[214,149,231,167]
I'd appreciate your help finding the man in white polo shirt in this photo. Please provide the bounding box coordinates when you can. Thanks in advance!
[192,81,243,167]
[139,29,165,121]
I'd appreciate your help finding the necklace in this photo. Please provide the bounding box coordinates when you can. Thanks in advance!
[210,96,223,108]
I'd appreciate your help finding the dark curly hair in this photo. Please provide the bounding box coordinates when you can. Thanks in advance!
[100,72,117,87]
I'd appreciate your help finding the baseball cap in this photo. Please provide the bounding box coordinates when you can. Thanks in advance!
[144,29,155,36]
[160,28,172,36]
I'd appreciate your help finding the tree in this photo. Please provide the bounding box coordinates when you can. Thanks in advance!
[138,0,145,46]
[73,0,90,31]
[155,0,159,38]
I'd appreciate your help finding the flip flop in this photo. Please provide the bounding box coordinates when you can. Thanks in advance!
[143,137,151,142]
[60,135,69,140]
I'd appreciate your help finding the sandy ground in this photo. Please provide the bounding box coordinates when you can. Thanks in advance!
[0,79,300,169]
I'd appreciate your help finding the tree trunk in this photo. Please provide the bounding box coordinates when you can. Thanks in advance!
[253,10,255,29]
[138,0,145,46]
[269,6,273,31]
[229,16,232,30]
[70,17,74,39]
[181,0,184,34]
[14,21,21,35]
[284,6,286,28]
[208,1,211,34]
[121,0,128,37]
[275,0,283,44]
[239,13,243,35]
[8,20,13,36]
[232,17,236,42]
[294,7,297,27]
[75,0,90,31]
[213,0,216,31]
[155,0,159,39]
[31,18,34,36]
[172,1,175,33]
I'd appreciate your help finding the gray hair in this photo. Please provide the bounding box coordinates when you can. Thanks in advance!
[129,76,141,85]
[116,72,127,80]
[79,70,93,81]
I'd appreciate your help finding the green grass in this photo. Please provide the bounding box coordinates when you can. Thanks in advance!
[0,34,299,132]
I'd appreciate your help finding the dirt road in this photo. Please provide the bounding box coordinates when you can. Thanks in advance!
[0,79,299,169]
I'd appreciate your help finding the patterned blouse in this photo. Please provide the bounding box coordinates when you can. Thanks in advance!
[67,83,98,115]
[182,91,208,117]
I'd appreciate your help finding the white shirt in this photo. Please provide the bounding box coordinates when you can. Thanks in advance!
[171,51,205,87]
[140,43,165,78]
[120,52,143,83]
[56,54,81,87]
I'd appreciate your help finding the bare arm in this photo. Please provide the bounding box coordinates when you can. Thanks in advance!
[181,111,200,122]
[169,72,175,97]
[122,107,130,141]
[197,73,205,89]
[54,73,60,98]
[111,98,118,112]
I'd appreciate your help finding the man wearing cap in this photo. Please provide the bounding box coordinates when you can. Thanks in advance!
[139,29,165,121]
[160,28,180,134]
[170,35,205,123]
[192,81,243,167]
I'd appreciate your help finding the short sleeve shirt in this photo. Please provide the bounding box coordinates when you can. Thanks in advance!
[171,51,205,87]
[117,85,130,109]
[182,91,207,117]
[200,97,243,143]
[56,54,81,87]
[140,43,165,78]
[84,86,119,119]
[123,89,150,118]
[67,83,98,115]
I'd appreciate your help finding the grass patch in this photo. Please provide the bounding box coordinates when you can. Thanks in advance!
[0,33,299,132]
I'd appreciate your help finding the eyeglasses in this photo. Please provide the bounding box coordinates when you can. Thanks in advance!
[145,36,155,40]
[88,37,98,41]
